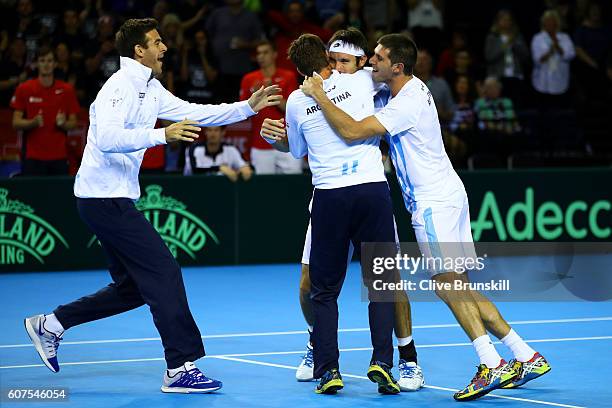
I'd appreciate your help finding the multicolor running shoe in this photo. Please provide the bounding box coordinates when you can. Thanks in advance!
[453,359,516,401]
[502,353,551,389]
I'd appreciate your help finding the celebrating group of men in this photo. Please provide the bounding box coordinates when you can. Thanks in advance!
[261,27,551,401]
[23,18,550,402]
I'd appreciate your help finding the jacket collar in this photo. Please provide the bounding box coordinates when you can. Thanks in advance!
[120,56,153,88]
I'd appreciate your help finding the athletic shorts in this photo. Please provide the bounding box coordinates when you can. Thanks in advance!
[411,196,478,276]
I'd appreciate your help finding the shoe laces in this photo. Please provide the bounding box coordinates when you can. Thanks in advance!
[302,347,314,367]
[398,361,421,378]
[42,333,62,358]
[470,365,490,385]
[514,355,543,375]
[180,368,209,386]
[320,369,340,383]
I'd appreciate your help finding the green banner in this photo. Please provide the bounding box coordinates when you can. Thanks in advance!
[460,168,611,242]
[0,168,610,272]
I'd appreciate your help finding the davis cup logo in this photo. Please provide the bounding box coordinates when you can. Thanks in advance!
[0,188,69,265]
[87,185,219,259]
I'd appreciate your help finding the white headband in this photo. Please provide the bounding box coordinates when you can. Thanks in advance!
[328,40,365,57]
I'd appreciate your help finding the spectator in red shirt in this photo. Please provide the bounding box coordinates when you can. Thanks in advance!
[10,45,80,176]
[239,40,301,174]
[267,1,333,74]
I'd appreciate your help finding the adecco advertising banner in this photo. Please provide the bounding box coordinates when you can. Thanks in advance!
[461,168,610,242]
[0,169,610,272]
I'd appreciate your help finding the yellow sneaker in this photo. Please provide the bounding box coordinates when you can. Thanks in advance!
[367,361,400,394]
[315,368,344,394]
[502,353,551,389]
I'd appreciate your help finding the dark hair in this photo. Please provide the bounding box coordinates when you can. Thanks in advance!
[328,27,369,56]
[255,39,276,52]
[451,74,478,102]
[285,0,304,11]
[115,18,158,58]
[36,45,55,60]
[377,34,417,75]
[288,34,328,76]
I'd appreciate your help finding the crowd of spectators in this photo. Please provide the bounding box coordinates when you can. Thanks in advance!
[0,0,611,176]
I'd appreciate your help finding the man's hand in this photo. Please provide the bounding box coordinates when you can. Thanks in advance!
[240,165,253,181]
[165,119,201,143]
[260,118,289,152]
[300,74,324,99]
[248,85,282,112]
[552,37,564,56]
[219,165,239,182]
[33,110,44,128]
[56,110,66,128]
[260,118,286,142]
[230,37,249,50]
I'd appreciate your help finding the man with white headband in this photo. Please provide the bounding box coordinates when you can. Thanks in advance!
[329,40,365,55]
[260,32,402,395]
[289,28,424,392]
[327,29,368,75]
[299,33,551,402]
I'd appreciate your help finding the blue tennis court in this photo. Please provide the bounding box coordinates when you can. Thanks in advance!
[1,262,610,408]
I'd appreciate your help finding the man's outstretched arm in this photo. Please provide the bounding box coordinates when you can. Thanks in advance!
[158,84,282,126]
[300,75,386,142]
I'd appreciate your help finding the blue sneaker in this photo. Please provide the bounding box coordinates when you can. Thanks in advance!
[24,315,62,373]
[315,369,344,394]
[296,342,314,381]
[161,362,222,394]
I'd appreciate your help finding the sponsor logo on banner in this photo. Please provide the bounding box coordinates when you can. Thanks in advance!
[87,185,219,259]
[0,189,69,265]
[471,187,611,241]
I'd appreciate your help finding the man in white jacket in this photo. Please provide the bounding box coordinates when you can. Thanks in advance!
[24,18,280,394]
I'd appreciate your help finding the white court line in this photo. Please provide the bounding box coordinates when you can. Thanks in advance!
[1,335,611,370]
[212,355,585,408]
[1,316,610,349]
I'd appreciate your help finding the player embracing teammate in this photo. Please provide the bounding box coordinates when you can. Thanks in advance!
[263,30,551,401]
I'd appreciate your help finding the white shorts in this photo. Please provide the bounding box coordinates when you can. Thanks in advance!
[411,197,478,275]
[301,195,400,265]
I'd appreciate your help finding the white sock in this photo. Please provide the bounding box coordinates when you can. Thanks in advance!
[501,329,536,362]
[397,336,413,347]
[43,314,64,336]
[168,361,196,376]
[472,335,502,368]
